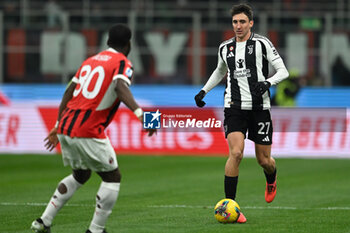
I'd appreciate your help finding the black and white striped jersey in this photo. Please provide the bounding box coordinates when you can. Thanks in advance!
[202,32,289,110]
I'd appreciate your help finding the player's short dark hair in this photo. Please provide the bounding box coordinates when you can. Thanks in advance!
[230,3,253,21]
[107,24,132,48]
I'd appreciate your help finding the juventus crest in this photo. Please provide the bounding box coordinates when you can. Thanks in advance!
[248,45,254,55]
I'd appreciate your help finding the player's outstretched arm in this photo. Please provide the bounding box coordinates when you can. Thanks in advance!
[194,90,206,107]
[195,51,227,107]
[115,79,140,112]
[115,79,156,136]
[44,127,58,151]
[44,82,77,151]
[58,82,77,121]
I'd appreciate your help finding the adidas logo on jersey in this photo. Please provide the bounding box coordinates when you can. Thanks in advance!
[262,136,270,142]
[227,52,234,58]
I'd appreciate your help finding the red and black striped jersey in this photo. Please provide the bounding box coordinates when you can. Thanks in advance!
[57,48,133,138]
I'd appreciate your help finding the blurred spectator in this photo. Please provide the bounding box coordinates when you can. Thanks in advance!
[91,3,104,25]
[283,0,306,12]
[3,1,19,26]
[177,0,188,9]
[272,69,301,107]
[45,0,64,28]
[332,56,350,86]
[132,0,147,13]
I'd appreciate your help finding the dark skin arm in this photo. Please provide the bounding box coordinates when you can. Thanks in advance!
[115,79,156,136]
[44,82,77,151]
[44,79,156,151]
[115,79,140,113]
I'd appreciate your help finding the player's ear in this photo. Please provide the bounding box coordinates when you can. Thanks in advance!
[249,20,254,28]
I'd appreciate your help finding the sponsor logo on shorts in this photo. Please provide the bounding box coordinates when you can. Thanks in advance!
[262,136,270,142]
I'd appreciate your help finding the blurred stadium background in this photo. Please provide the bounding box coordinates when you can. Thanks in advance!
[0,1,350,233]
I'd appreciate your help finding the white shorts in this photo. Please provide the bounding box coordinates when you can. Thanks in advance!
[57,134,118,172]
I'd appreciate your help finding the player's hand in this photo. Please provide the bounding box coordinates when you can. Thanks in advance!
[44,127,59,151]
[194,90,206,107]
[138,115,157,136]
[146,128,157,137]
[252,81,271,96]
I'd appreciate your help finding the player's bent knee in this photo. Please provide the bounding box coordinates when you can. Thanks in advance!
[98,168,121,183]
[114,169,122,183]
[257,158,269,168]
[229,150,243,163]
[73,170,91,184]
[257,157,274,170]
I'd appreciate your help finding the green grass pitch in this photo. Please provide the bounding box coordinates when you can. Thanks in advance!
[1,154,350,233]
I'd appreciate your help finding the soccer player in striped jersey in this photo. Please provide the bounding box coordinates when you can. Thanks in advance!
[31,24,156,233]
[195,4,289,223]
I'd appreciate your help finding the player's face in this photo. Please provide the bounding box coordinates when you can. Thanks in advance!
[232,13,253,42]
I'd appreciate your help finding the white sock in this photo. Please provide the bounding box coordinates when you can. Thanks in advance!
[41,174,82,226]
[89,182,120,233]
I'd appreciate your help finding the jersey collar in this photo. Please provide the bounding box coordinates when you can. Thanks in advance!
[107,48,119,53]
[233,32,254,42]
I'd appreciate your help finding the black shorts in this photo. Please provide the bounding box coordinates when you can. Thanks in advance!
[224,108,273,145]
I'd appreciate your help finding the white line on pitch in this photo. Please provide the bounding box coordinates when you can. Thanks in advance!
[1,202,350,210]
[148,205,350,210]
[0,202,94,207]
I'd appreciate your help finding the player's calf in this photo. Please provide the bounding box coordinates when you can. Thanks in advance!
[88,182,120,233]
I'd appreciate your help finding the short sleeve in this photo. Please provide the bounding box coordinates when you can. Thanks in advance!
[112,59,133,86]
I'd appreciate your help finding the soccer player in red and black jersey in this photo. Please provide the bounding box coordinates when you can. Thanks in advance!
[31,24,156,233]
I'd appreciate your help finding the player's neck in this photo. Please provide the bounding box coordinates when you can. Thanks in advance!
[110,47,128,56]
[236,31,251,42]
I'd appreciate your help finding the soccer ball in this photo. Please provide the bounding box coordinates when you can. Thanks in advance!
[214,198,241,223]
